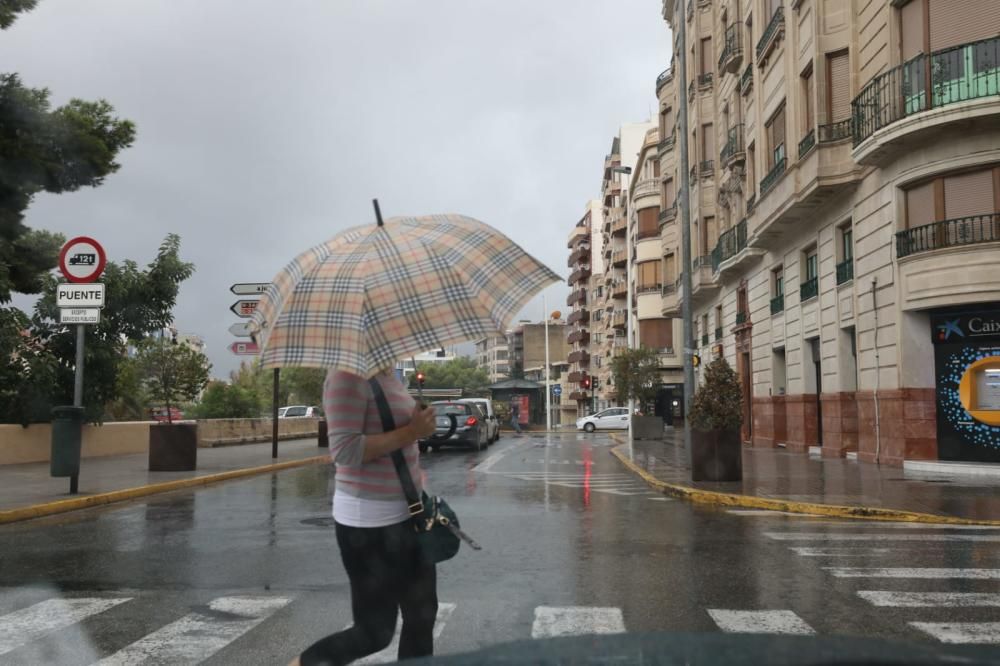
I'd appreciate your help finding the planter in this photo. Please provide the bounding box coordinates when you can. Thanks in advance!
[691,428,742,482]
[631,415,664,440]
[149,422,198,472]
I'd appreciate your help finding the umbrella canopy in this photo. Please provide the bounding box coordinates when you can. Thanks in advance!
[249,213,561,377]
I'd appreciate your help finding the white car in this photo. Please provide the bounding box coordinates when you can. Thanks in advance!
[457,398,499,444]
[576,407,630,433]
[279,405,321,418]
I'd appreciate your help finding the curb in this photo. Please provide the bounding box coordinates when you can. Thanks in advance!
[0,454,329,526]
[609,441,1000,526]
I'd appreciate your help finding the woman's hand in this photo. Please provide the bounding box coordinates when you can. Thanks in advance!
[409,404,436,439]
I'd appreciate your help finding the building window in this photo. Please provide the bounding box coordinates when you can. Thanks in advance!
[801,247,819,301]
[826,50,850,124]
[700,37,714,76]
[904,166,999,228]
[638,208,659,239]
[801,63,814,135]
[664,178,676,208]
[765,103,787,169]
[664,253,676,283]
[771,266,784,314]
[715,305,723,340]
[837,223,854,284]
[661,106,674,138]
[805,249,818,281]
[701,123,714,166]
[746,142,756,200]
[701,215,717,258]
[639,318,673,350]
[637,260,662,291]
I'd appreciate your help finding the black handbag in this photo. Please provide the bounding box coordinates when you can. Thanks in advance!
[368,378,480,563]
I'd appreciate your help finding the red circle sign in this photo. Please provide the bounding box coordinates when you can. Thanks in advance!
[58,236,107,283]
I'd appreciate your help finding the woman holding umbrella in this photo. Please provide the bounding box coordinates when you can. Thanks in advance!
[252,205,559,666]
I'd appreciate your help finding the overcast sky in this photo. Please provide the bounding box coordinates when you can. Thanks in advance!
[3,0,670,377]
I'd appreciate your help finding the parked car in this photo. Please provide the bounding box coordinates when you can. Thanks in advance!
[279,405,320,418]
[576,407,630,432]
[457,398,499,444]
[419,401,489,453]
[149,406,183,422]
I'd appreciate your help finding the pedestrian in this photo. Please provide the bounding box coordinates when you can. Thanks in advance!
[510,398,523,436]
[291,368,438,666]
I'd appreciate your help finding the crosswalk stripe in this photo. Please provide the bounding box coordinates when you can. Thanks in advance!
[531,606,625,639]
[825,568,1000,579]
[707,610,815,635]
[859,591,1000,607]
[355,603,456,665]
[910,622,1000,644]
[790,547,893,557]
[764,532,1000,542]
[0,597,131,656]
[93,596,291,665]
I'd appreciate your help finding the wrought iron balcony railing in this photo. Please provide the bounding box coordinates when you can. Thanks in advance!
[800,276,819,301]
[770,294,784,315]
[818,117,852,143]
[760,157,787,196]
[756,6,785,62]
[798,129,816,159]
[720,124,745,165]
[740,63,753,95]
[836,259,854,285]
[896,213,1000,258]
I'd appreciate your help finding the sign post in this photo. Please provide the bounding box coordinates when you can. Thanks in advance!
[55,236,107,494]
[228,282,276,458]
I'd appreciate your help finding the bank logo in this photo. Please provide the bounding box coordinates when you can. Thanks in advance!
[937,319,965,341]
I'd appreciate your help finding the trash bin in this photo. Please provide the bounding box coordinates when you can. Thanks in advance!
[317,419,328,448]
[51,406,84,478]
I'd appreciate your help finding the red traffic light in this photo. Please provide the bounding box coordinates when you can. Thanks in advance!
[416,371,426,385]
[581,376,591,390]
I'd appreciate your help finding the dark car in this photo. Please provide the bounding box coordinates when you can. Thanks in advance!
[418,401,488,453]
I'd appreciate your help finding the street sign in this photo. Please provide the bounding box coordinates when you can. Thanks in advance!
[57,283,105,308]
[229,341,260,355]
[230,300,258,318]
[552,385,562,396]
[228,322,252,338]
[59,237,106,283]
[230,283,271,296]
[59,308,100,325]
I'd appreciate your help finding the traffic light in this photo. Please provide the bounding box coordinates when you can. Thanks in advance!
[581,376,591,390]
[416,371,425,387]
[692,354,701,368]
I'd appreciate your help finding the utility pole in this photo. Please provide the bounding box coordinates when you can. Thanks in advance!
[544,294,551,432]
[677,0,695,450]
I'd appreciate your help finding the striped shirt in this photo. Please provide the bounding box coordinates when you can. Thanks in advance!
[324,369,423,526]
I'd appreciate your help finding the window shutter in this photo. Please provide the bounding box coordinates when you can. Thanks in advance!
[828,51,850,122]
[703,123,715,159]
[664,108,674,136]
[929,0,1000,51]
[701,38,713,74]
[638,208,659,238]
[906,181,936,228]
[944,169,994,219]
[640,319,673,350]
[900,0,925,61]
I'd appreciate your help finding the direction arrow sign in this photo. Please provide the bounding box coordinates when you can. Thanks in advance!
[230,283,271,296]
[552,385,562,396]
[228,322,252,338]
[230,300,258,318]
[229,341,260,355]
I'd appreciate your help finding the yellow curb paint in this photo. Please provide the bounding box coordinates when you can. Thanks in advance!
[0,455,329,526]
[609,443,1000,526]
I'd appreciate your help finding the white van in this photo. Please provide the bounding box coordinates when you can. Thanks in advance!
[457,398,499,444]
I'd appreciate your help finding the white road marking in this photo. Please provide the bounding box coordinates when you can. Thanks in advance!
[94,596,291,665]
[859,591,1000,607]
[356,603,456,665]
[910,622,1000,644]
[789,547,893,557]
[599,489,652,496]
[531,606,626,639]
[765,532,1000,542]
[0,597,131,656]
[825,567,1000,579]
[707,610,815,635]
[648,497,673,501]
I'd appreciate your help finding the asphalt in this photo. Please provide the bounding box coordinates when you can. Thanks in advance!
[0,433,999,664]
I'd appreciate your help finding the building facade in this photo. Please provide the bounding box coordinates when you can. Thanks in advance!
[474,335,511,383]
[566,201,603,414]
[659,0,1000,464]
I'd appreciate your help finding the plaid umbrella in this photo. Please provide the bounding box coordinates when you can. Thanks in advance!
[249,212,561,376]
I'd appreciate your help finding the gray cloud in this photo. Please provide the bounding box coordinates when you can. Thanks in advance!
[2,0,669,376]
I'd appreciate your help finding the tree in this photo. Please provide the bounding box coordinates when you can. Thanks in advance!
[610,346,661,412]
[0,306,59,424]
[409,358,490,395]
[688,357,743,432]
[135,337,211,424]
[0,0,38,30]
[192,381,260,419]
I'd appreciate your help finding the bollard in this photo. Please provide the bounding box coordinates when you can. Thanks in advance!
[318,419,328,448]
[51,406,84,493]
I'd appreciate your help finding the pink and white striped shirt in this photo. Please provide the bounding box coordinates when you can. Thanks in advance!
[324,369,423,527]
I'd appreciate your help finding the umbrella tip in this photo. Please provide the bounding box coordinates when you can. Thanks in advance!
[373,199,384,227]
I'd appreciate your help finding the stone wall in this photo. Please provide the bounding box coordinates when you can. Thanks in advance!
[0,422,154,465]
[196,418,320,447]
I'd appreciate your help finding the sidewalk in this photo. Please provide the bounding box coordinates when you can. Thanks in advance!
[0,439,327,518]
[614,430,1000,523]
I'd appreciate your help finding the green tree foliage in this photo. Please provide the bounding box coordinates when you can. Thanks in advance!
[688,356,744,432]
[191,381,260,419]
[409,357,489,394]
[610,346,661,411]
[103,355,148,421]
[0,306,59,424]
[135,337,211,424]
[281,367,326,406]
[0,0,37,30]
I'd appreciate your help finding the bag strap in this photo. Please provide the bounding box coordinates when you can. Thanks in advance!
[368,377,424,519]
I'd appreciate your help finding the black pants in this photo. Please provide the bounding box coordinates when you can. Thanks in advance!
[300,520,438,666]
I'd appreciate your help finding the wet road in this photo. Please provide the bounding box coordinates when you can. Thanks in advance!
[2,432,1000,663]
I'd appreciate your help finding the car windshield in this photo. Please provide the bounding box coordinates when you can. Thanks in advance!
[4,2,1000,664]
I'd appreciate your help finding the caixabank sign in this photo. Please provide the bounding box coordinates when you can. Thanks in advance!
[932,308,1000,462]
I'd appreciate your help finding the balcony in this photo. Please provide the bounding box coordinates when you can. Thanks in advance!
[736,311,748,326]
[701,333,709,346]
[612,311,627,330]
[611,217,627,237]
[800,277,818,302]
[689,256,721,305]
[715,327,723,341]
[655,67,673,94]
[637,283,662,295]
[567,371,584,384]
[720,124,745,168]
[852,36,1000,165]
[770,294,784,315]
[699,160,715,178]
[710,218,758,277]
[818,118,852,143]
[896,213,1000,259]
[756,6,785,66]
[661,284,680,317]
[659,203,677,227]
[566,226,588,249]
[759,156,787,196]
[718,23,743,75]
[611,250,628,268]
[604,181,622,204]
[836,259,854,285]
[698,72,714,89]
[568,267,591,286]
[566,289,586,306]
[567,329,590,345]
[567,246,590,267]
[740,63,753,96]
[612,281,627,299]
[658,131,676,154]
[689,79,696,99]
[746,192,756,212]
[567,309,590,325]
[798,129,816,159]
[567,350,591,364]
[633,177,660,200]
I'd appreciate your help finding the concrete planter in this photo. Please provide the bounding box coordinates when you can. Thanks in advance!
[691,428,742,482]
[149,422,198,472]
[631,415,664,440]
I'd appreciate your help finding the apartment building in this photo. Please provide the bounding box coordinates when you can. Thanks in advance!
[566,201,604,415]
[659,0,1000,465]
[474,335,510,383]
